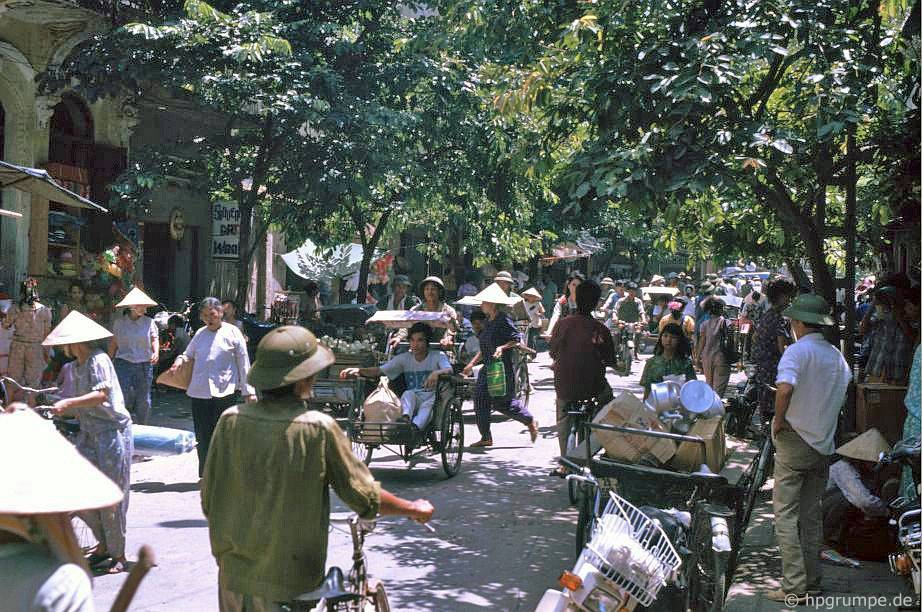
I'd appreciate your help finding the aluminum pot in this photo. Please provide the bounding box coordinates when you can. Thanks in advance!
[648,380,682,413]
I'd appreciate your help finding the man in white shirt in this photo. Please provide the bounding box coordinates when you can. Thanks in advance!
[767,294,851,604]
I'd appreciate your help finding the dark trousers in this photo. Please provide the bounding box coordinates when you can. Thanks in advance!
[822,489,850,546]
[191,393,240,477]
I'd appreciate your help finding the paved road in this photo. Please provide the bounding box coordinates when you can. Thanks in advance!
[93,350,649,611]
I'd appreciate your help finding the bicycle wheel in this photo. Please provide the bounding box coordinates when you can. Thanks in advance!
[352,439,374,466]
[367,579,390,612]
[686,513,728,612]
[71,515,97,554]
[574,483,597,556]
[439,398,464,477]
[741,436,773,528]
[516,360,530,409]
[620,343,632,375]
[565,423,584,506]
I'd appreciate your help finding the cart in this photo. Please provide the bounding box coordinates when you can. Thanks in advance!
[565,421,763,611]
[351,310,466,477]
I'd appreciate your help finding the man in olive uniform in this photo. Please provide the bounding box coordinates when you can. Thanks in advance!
[612,282,647,360]
[202,326,434,610]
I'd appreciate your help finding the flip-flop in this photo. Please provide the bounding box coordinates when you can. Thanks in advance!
[469,439,493,448]
[93,559,126,575]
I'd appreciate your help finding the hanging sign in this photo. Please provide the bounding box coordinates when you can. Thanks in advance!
[212,201,240,259]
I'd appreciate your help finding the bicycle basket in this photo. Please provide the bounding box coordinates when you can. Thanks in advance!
[583,491,682,607]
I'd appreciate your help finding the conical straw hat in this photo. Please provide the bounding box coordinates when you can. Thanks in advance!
[521,287,542,299]
[0,409,123,514]
[473,282,520,306]
[42,310,113,346]
[114,287,157,308]
[836,428,891,463]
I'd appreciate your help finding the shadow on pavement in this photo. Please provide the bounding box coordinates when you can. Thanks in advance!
[337,452,579,611]
[157,519,209,529]
[132,481,201,493]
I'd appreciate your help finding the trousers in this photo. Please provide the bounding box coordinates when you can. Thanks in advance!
[191,393,240,477]
[115,359,153,425]
[473,379,533,440]
[772,427,829,594]
[400,389,436,430]
[76,426,133,558]
[8,339,45,389]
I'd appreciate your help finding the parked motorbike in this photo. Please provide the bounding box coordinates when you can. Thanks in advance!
[882,437,921,595]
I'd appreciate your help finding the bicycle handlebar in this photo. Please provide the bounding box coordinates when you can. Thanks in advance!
[1,377,58,395]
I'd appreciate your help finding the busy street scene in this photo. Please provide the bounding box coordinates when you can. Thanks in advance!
[0,0,920,611]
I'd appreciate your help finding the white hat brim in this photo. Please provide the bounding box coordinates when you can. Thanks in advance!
[42,310,113,346]
[0,410,123,513]
[472,283,520,306]
[114,287,157,308]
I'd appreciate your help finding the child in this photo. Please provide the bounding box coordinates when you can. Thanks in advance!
[340,322,451,431]
[462,311,486,363]
[521,288,545,350]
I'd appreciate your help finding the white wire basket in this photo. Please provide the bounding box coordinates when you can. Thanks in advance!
[583,491,682,607]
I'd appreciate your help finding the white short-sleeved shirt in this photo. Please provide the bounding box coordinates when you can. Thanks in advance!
[112,315,157,363]
[775,332,852,455]
[183,322,255,400]
[379,350,451,393]
[0,542,95,612]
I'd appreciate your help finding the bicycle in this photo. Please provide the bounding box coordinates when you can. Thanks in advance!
[289,513,391,611]
[561,397,604,506]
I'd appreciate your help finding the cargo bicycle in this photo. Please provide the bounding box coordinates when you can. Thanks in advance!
[562,419,765,611]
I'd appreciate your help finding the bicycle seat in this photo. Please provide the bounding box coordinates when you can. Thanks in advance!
[293,567,359,605]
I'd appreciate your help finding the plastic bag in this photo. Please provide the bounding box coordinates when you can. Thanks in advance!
[486,361,507,398]
[363,379,402,422]
[133,425,196,456]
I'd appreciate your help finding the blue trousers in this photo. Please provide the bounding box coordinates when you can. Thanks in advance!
[115,359,152,425]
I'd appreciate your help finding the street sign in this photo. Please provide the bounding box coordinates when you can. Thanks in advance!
[212,201,240,259]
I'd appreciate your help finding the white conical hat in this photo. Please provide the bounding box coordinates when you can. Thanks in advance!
[0,409,123,514]
[472,282,521,306]
[836,428,892,463]
[42,310,113,346]
[521,287,542,299]
[114,287,157,308]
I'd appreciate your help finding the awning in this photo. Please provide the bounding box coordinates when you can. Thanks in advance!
[0,160,107,212]
[280,240,365,280]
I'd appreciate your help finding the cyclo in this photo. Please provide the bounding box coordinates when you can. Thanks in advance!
[342,310,467,478]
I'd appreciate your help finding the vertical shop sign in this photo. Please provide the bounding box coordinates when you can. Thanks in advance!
[212,201,240,259]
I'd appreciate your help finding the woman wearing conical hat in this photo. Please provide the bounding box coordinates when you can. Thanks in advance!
[109,287,159,425]
[461,283,538,447]
[45,311,133,574]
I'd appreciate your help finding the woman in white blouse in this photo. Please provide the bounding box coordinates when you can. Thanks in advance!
[168,297,255,476]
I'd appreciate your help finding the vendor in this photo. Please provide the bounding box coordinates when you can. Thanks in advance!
[3,278,53,403]
[45,310,133,574]
[0,407,125,611]
[823,429,893,551]
[341,322,451,432]
[639,323,697,400]
[60,281,87,321]
[390,276,459,348]
[109,287,159,425]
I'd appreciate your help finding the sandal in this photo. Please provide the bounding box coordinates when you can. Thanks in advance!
[86,553,112,568]
[469,439,493,448]
[93,559,126,575]
[548,468,567,478]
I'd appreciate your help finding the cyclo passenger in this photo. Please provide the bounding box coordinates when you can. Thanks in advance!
[202,326,433,609]
[388,276,459,350]
[548,280,615,477]
[341,322,452,432]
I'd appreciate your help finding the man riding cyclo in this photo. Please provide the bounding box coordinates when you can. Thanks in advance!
[388,276,459,350]
[610,282,647,359]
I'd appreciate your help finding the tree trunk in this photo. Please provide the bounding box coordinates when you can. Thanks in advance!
[843,127,858,366]
[236,197,252,305]
[354,208,393,304]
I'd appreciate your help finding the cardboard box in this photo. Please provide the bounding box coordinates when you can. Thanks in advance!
[856,383,907,445]
[670,416,727,473]
[592,392,677,465]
